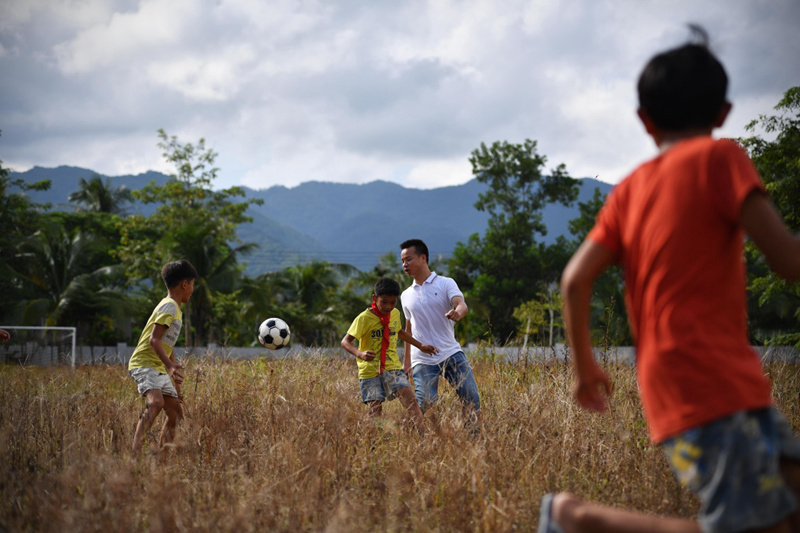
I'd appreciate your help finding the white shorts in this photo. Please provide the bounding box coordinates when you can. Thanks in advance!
[129,367,179,398]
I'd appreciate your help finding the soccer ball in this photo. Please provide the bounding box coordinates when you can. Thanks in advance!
[258,317,291,350]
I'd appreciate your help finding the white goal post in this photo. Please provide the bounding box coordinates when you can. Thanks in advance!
[0,326,77,368]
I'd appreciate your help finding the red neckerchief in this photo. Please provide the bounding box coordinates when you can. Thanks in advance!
[369,302,391,374]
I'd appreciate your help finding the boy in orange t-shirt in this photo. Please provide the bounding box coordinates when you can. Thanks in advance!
[539,27,800,532]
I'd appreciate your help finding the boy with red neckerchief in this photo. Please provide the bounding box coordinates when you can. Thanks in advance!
[341,277,437,433]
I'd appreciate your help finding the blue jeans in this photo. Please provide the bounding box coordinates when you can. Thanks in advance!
[412,351,480,415]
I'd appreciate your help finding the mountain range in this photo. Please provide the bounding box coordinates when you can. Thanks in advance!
[10,166,613,274]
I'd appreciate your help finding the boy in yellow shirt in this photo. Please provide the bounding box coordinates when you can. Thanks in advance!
[128,259,197,453]
[341,278,438,433]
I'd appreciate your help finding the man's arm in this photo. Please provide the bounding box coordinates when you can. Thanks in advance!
[561,239,615,412]
[446,296,468,322]
[741,191,800,281]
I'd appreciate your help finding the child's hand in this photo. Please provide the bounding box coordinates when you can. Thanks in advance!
[573,362,612,413]
[168,363,185,385]
[359,350,376,361]
[419,344,439,355]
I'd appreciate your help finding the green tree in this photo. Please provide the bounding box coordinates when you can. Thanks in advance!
[739,86,800,346]
[513,285,563,347]
[567,187,605,243]
[449,139,579,342]
[68,174,133,214]
[263,261,359,346]
[566,187,632,346]
[338,252,408,336]
[165,221,257,345]
[350,252,406,291]
[0,144,52,324]
[6,222,132,343]
[116,130,262,346]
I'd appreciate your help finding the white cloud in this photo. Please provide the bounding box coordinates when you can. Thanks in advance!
[406,158,473,189]
[1,0,798,191]
[53,0,197,74]
[146,43,256,101]
[1,0,114,30]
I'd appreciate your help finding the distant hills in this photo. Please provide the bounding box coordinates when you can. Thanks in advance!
[10,166,613,274]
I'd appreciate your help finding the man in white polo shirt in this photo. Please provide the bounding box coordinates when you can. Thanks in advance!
[399,239,481,427]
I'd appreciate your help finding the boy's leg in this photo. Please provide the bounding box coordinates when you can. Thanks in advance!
[542,408,799,533]
[367,400,383,418]
[159,394,183,448]
[360,375,386,418]
[412,362,442,413]
[397,386,426,434]
[132,389,165,452]
[442,351,480,426]
[543,492,702,533]
[780,459,800,532]
[548,492,791,532]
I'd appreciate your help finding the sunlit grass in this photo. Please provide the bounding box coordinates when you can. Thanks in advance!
[1,353,797,532]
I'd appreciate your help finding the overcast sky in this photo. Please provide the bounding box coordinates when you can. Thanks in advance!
[1,0,798,191]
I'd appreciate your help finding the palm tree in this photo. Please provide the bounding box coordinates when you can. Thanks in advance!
[8,222,133,342]
[254,261,358,346]
[162,220,257,346]
[68,174,133,214]
[348,252,406,295]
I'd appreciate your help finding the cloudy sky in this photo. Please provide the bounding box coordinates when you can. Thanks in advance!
[1,0,798,191]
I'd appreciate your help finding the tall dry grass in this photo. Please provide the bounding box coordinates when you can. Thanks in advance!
[0,352,798,532]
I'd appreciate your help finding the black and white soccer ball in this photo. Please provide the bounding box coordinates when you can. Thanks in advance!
[258,317,291,350]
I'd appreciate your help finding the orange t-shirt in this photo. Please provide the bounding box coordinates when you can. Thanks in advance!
[588,136,773,443]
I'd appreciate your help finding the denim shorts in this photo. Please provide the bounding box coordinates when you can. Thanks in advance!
[129,367,179,398]
[359,369,411,403]
[662,406,800,532]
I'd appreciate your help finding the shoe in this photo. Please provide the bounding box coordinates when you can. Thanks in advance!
[538,493,565,533]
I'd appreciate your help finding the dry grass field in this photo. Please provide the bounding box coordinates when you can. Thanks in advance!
[1,352,798,532]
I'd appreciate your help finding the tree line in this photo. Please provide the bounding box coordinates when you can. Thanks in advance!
[1,87,798,349]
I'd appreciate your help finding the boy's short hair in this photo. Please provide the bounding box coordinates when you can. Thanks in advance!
[162,260,198,288]
[400,238,429,263]
[637,24,728,131]
[374,277,401,297]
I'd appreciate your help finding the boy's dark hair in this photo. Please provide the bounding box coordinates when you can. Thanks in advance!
[400,238,429,263]
[374,277,401,297]
[162,260,198,288]
[637,24,728,131]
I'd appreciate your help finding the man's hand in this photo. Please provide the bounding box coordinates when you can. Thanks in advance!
[445,308,462,322]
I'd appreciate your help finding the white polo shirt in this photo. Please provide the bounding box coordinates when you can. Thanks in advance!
[401,272,464,367]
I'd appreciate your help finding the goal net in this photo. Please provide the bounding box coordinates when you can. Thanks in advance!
[0,326,77,368]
